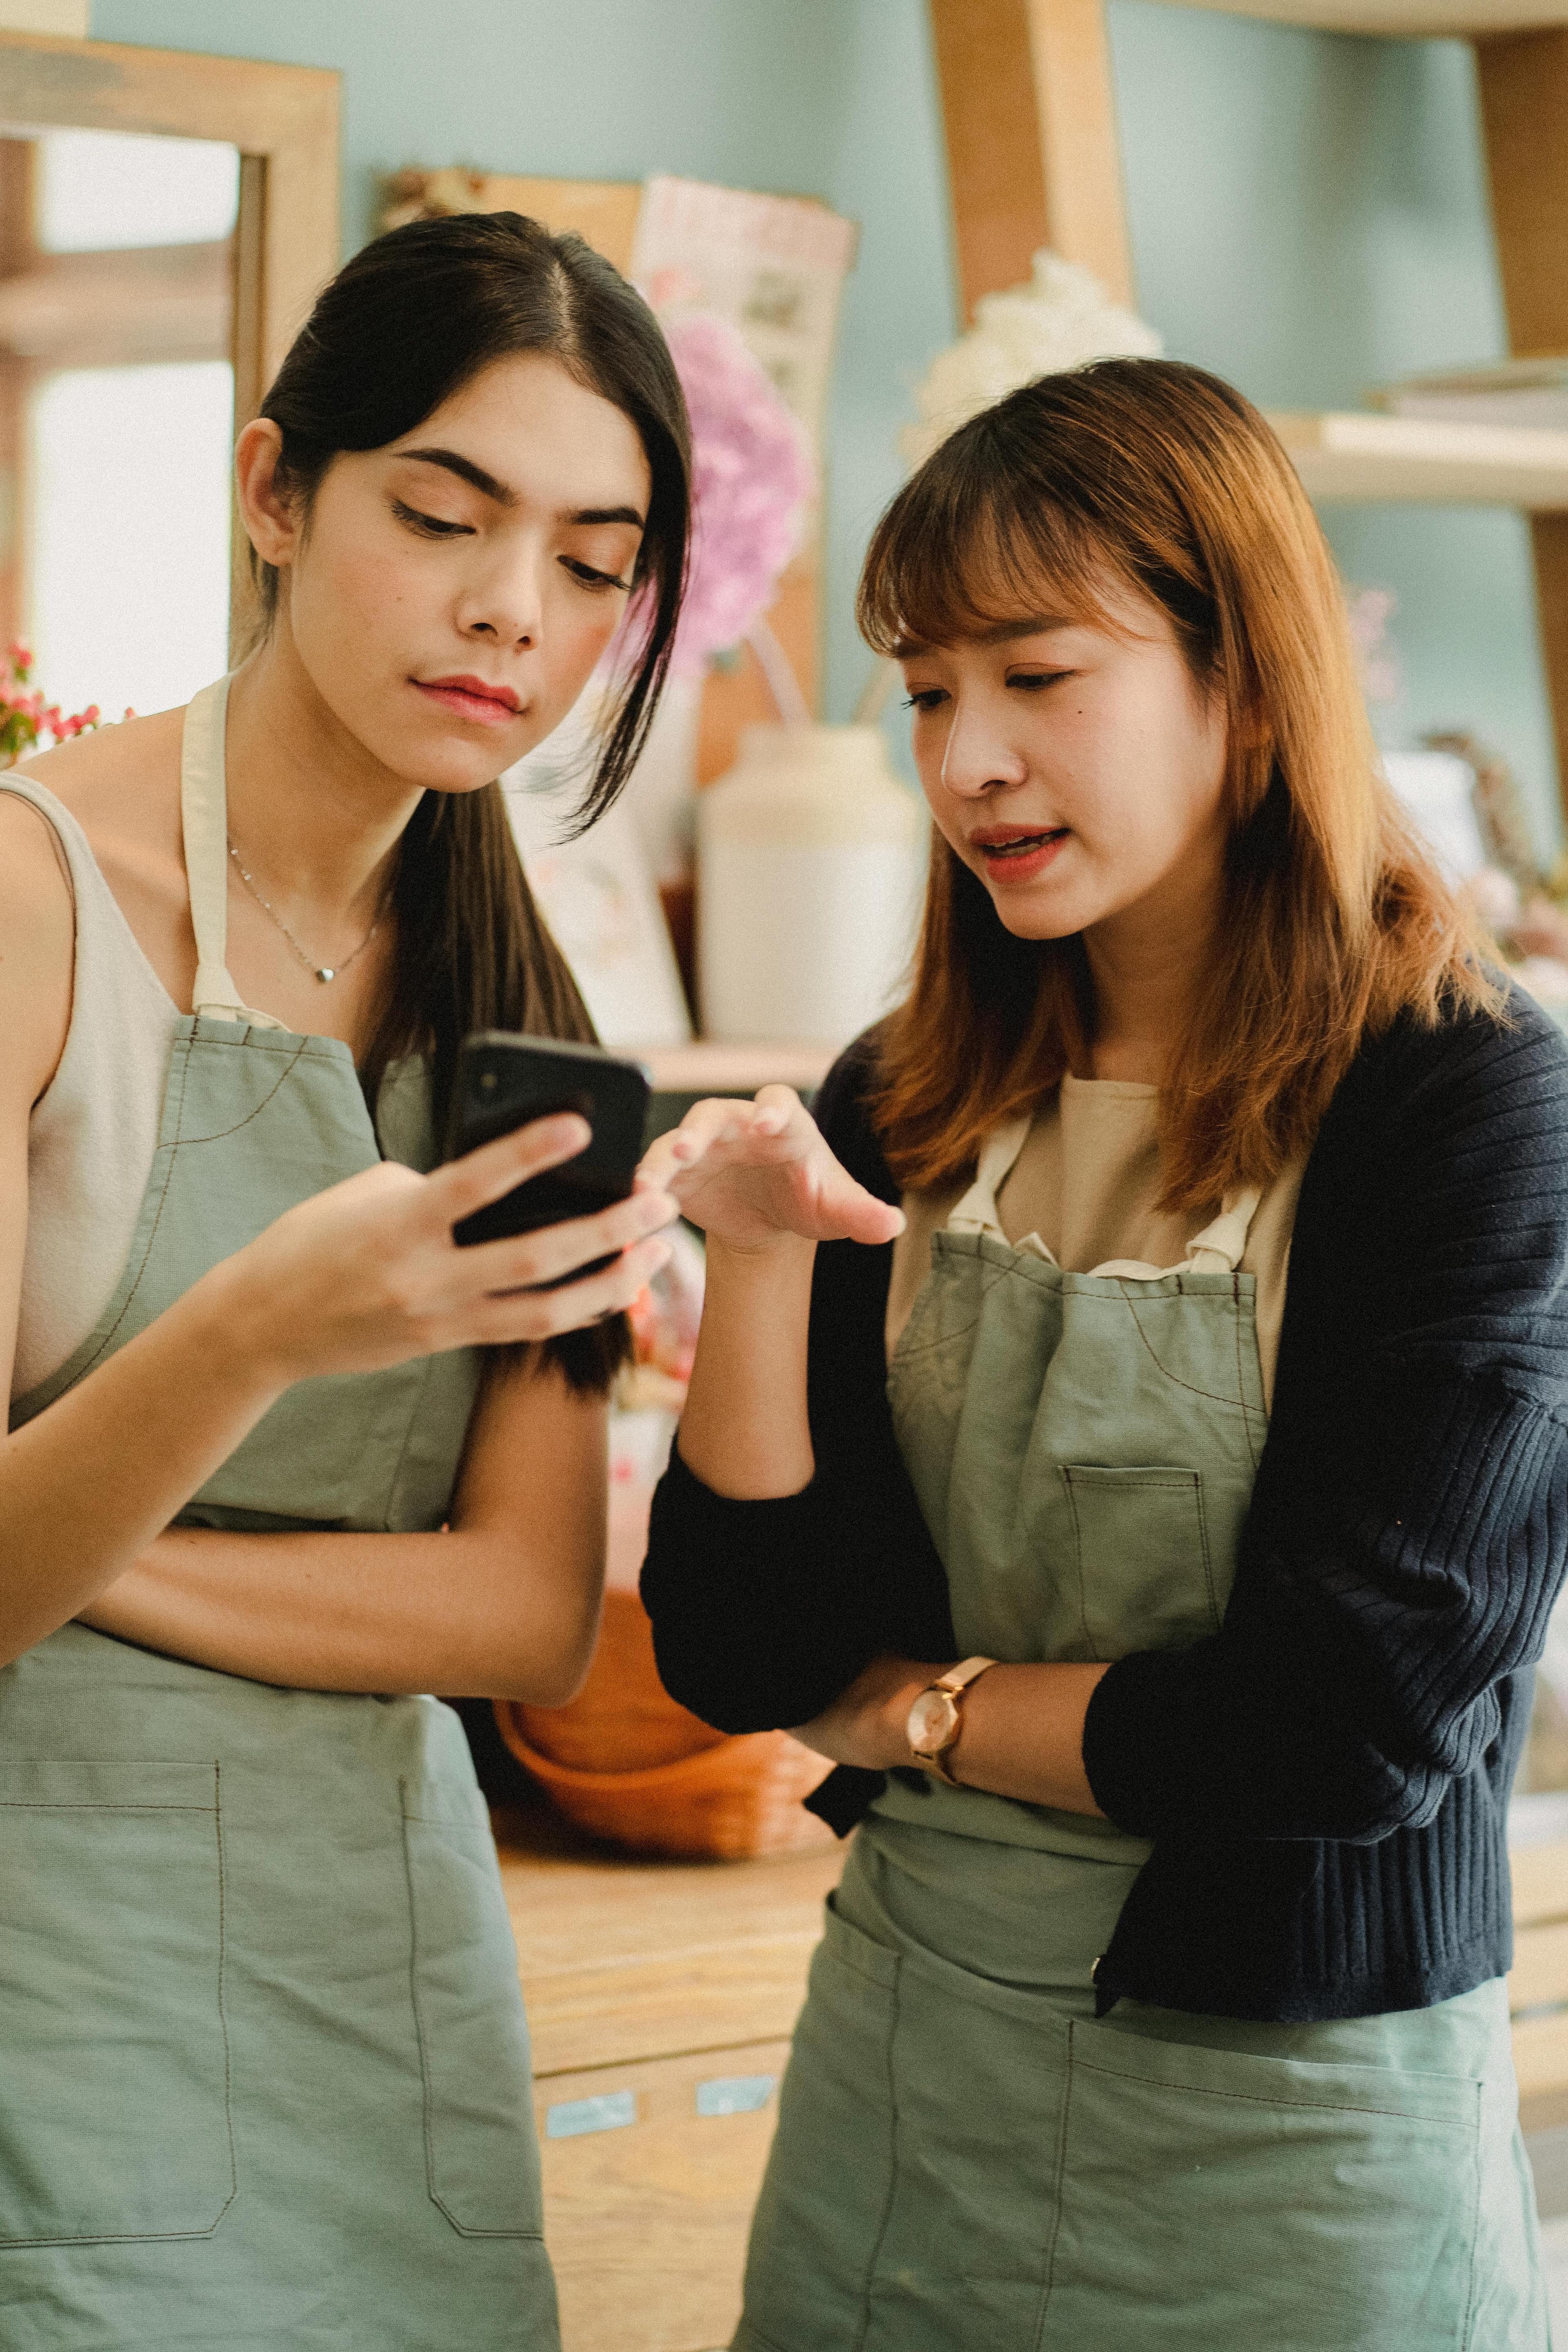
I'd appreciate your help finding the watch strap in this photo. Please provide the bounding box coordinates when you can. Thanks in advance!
[909,1656,998,1782]
[933,1655,998,1699]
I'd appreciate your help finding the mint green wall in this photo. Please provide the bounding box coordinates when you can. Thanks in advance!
[1108,1,1557,851]
[90,0,1560,851]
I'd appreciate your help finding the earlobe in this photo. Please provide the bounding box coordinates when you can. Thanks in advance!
[235,419,295,569]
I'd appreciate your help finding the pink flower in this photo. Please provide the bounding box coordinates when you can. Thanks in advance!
[661,314,814,681]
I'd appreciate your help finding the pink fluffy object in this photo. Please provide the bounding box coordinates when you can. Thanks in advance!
[664,314,813,681]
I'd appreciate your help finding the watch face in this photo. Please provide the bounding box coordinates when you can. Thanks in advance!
[906,1688,957,1755]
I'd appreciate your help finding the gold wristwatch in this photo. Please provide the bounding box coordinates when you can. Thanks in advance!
[905,1657,998,1785]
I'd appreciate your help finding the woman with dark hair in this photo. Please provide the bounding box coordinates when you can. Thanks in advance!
[641,358,1565,2348]
[0,211,687,2345]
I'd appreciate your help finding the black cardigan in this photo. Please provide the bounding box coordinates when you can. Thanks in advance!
[641,994,1568,2022]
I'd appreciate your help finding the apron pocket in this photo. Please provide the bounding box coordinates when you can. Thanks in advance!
[742,1897,901,2351]
[1042,2013,1482,2352]
[400,1781,544,2238]
[864,1938,1071,2351]
[0,1759,234,2244]
[1060,1465,1220,1654]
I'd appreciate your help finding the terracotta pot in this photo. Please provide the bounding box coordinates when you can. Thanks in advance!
[495,1588,834,1860]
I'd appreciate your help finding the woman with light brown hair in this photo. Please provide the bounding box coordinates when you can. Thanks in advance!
[639,358,1565,2348]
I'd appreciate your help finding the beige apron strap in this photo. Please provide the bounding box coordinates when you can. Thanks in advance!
[944,1114,1263,1279]
[181,677,289,1030]
[948,1118,1035,1247]
[1091,1184,1264,1282]
[1182,1185,1263,1274]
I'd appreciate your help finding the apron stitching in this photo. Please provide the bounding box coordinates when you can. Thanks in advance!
[1033,2032,1077,2349]
[889,1250,1027,1364]
[1193,1476,1220,1632]
[62,1034,193,1386]
[1066,2057,1478,2121]
[162,1037,311,1147]
[400,1785,445,2227]
[1123,1294,1258,1412]
[1460,2080,1485,2352]
[212,1760,239,2227]
[0,1799,215,1811]
[849,1960,905,2352]
[1059,1471,1096,1657]
[398,1798,543,2241]
[1232,1280,1261,1474]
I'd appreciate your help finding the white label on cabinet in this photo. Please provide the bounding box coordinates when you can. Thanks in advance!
[546,2091,638,2139]
[695,2074,777,2117]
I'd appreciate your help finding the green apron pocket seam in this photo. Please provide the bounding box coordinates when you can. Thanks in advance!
[401,1786,545,2241]
[0,1759,236,2246]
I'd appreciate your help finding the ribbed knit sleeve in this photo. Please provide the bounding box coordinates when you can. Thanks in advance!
[641,1033,956,1732]
[1082,993,1568,1849]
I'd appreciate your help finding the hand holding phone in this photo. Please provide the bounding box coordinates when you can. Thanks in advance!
[443,1032,653,1282]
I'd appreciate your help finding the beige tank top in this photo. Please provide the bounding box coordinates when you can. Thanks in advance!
[5,778,183,1401]
[886,1072,1305,1408]
[7,679,287,1403]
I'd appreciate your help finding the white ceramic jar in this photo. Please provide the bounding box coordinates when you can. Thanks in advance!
[697,722,926,1044]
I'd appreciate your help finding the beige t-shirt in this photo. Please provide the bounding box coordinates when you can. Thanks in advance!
[885,1074,1305,1409]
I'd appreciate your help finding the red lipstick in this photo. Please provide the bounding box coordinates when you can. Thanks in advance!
[413,674,524,724]
[970,822,1069,884]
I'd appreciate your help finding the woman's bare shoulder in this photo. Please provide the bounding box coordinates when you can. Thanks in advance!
[16,706,183,835]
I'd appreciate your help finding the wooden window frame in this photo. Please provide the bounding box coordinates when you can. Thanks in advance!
[0,27,340,646]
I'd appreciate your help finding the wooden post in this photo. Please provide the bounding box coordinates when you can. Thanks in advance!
[0,139,34,657]
[928,0,1134,320]
[1475,29,1568,829]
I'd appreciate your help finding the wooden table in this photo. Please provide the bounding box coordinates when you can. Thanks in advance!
[496,1800,843,2352]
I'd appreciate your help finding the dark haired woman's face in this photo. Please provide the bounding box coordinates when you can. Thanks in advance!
[899,577,1229,947]
[249,352,650,791]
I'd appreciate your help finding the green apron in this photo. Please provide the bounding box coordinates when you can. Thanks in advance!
[737,1119,1548,2352]
[0,679,560,2350]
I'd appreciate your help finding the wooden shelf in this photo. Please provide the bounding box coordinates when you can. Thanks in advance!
[640,1040,837,1097]
[1270,407,1568,506]
[1149,0,1568,36]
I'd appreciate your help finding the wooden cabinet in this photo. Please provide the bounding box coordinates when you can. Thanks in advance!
[497,1801,843,2352]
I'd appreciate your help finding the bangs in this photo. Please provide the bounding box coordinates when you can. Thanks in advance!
[857,416,1117,658]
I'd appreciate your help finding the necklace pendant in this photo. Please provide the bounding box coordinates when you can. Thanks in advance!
[316,967,335,984]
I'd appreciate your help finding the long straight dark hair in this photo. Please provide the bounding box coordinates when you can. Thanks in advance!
[253,212,691,1389]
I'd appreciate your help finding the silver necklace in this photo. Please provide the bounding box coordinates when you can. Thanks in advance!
[227,838,387,984]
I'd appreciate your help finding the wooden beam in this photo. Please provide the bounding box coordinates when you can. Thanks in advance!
[0,139,31,655]
[0,239,229,367]
[1143,0,1568,32]
[929,0,1133,320]
[0,31,339,388]
[1477,28,1568,356]
[1476,29,1568,828]
[0,29,339,658]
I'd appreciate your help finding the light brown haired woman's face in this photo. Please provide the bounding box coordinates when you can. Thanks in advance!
[900,577,1230,944]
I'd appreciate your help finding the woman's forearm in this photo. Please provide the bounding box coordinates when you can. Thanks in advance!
[77,1356,611,1704]
[795,1652,1109,1816]
[677,1235,817,1498]
[0,1261,286,1667]
[78,1519,604,1704]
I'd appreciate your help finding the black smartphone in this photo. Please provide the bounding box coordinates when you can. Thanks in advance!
[443,1031,652,1276]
